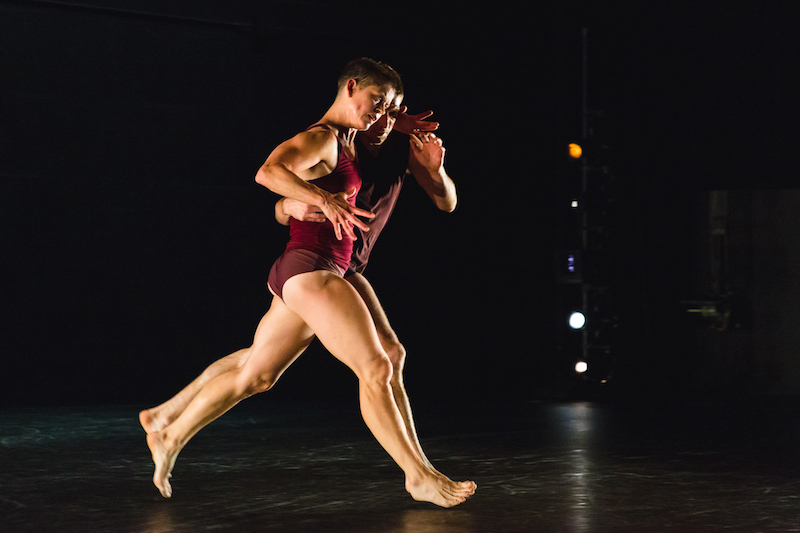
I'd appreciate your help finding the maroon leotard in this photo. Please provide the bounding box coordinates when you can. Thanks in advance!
[268,126,361,299]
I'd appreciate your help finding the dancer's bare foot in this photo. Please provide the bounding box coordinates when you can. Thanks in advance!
[139,407,171,434]
[139,402,181,434]
[146,432,179,498]
[406,473,477,508]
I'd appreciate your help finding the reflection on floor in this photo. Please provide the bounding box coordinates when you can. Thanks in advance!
[1,398,799,532]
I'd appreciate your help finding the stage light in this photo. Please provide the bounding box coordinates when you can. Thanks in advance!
[569,311,586,329]
[568,143,583,159]
[566,254,577,273]
[571,199,579,208]
[575,361,588,373]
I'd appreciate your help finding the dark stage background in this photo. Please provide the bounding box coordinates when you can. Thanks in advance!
[2,0,799,408]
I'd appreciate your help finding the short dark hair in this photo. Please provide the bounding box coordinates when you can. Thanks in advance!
[337,58,403,98]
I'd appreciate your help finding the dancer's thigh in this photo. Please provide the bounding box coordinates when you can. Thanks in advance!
[239,297,316,381]
[345,272,400,348]
[282,271,388,380]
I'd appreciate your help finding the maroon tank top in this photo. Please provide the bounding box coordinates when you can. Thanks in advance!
[284,125,361,269]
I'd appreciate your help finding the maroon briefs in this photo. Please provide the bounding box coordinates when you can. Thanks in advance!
[267,248,347,300]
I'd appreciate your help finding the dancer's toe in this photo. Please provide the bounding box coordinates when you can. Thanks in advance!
[147,432,177,498]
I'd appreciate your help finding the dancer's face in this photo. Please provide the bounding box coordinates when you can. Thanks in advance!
[361,94,404,146]
[346,80,396,131]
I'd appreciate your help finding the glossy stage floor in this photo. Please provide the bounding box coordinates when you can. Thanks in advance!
[2,397,799,532]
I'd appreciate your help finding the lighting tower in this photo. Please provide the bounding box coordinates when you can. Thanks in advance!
[556,28,617,394]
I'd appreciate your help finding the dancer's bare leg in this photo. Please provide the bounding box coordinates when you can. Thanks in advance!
[141,272,426,441]
[346,273,433,469]
[139,349,249,434]
[147,300,315,498]
[283,272,475,508]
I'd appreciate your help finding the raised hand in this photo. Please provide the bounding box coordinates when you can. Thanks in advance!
[394,107,439,135]
[410,133,445,171]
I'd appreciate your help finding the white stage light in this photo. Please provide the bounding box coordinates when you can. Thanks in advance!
[569,311,586,329]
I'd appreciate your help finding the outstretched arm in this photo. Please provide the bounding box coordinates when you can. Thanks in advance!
[407,133,457,213]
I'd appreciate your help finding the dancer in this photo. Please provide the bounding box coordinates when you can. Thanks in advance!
[144,58,475,507]
[141,103,451,472]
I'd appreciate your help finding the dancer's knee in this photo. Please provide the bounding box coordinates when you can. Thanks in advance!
[383,341,407,374]
[236,366,280,395]
[204,348,250,380]
[359,355,394,390]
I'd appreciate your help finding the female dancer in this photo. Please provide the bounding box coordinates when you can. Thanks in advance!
[146,58,476,508]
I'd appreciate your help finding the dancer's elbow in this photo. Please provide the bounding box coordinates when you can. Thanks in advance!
[255,162,291,191]
[254,164,275,188]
